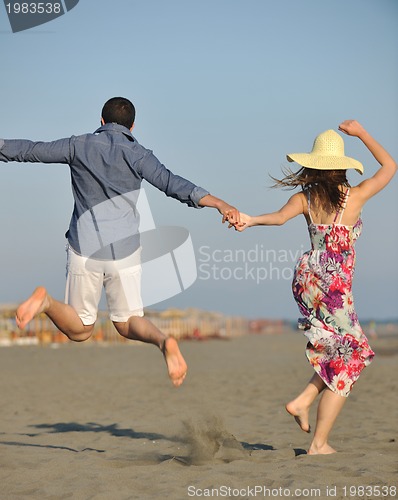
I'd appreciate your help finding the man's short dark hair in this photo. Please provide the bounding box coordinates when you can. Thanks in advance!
[101,97,136,129]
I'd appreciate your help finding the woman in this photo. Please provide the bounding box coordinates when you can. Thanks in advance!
[233,120,396,454]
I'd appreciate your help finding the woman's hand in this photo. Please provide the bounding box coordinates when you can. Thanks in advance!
[227,212,252,231]
[338,120,366,138]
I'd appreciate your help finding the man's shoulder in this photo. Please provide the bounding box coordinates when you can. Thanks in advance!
[71,130,153,164]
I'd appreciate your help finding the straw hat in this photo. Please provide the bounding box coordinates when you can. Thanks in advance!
[286,129,363,174]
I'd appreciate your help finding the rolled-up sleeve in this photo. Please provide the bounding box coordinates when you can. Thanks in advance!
[0,137,74,165]
[138,150,209,208]
[189,185,211,207]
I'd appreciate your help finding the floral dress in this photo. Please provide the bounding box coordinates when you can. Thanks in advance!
[292,189,374,397]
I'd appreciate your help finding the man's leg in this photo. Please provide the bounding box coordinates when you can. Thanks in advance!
[113,316,187,387]
[16,286,94,342]
[104,251,187,387]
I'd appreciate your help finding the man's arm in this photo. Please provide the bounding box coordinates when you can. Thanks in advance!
[137,150,211,208]
[198,194,240,224]
[136,149,240,222]
[0,137,73,164]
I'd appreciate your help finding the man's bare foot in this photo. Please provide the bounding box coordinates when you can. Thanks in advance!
[307,443,337,455]
[16,287,49,330]
[162,337,187,387]
[285,401,311,433]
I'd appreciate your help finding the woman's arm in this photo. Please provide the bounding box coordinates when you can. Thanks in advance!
[338,120,397,201]
[235,192,305,231]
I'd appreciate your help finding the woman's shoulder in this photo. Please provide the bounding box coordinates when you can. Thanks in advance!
[346,185,365,203]
[296,190,309,207]
[288,191,307,208]
[288,191,308,216]
[291,190,307,201]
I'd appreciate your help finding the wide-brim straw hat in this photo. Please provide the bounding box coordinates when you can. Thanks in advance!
[286,129,363,174]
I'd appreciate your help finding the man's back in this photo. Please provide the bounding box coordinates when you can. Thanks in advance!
[67,123,147,258]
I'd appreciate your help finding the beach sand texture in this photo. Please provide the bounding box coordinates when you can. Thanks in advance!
[0,332,397,500]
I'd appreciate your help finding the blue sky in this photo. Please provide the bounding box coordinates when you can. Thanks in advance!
[0,0,397,320]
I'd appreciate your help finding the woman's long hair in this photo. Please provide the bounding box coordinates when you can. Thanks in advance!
[271,167,350,214]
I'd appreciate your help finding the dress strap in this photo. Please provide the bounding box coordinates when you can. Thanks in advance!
[307,190,314,224]
[336,188,350,224]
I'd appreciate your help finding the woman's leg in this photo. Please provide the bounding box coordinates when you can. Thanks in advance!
[286,373,326,433]
[308,388,346,455]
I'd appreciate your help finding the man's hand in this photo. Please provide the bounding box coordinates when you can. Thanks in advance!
[198,194,240,226]
[219,203,240,226]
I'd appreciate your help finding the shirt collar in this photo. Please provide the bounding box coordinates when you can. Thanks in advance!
[94,122,134,141]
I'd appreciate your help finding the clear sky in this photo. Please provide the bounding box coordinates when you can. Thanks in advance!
[0,0,397,321]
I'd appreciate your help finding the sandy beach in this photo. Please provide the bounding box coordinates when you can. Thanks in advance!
[0,331,397,500]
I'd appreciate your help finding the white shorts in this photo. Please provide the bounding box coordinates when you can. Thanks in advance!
[65,244,144,325]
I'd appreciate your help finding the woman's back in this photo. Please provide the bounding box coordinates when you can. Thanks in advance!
[305,189,362,254]
[304,186,364,227]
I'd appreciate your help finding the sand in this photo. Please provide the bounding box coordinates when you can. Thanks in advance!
[0,331,397,500]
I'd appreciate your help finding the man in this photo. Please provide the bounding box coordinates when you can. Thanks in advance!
[0,97,239,387]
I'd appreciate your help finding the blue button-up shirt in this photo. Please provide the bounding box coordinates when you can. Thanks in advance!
[0,123,209,259]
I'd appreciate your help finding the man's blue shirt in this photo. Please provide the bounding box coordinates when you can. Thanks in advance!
[0,123,209,258]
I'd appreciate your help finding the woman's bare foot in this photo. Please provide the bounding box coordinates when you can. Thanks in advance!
[285,401,311,433]
[162,337,188,387]
[307,442,337,455]
[16,287,49,329]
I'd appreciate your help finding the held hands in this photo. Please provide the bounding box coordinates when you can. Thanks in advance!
[198,195,242,227]
[219,202,240,226]
[223,211,252,231]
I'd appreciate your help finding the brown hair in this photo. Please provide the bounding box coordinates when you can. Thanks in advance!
[271,167,350,214]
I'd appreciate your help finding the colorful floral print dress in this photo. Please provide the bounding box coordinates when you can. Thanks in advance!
[292,189,374,397]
